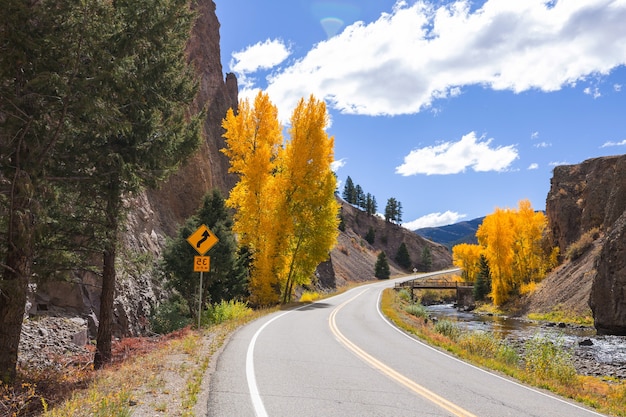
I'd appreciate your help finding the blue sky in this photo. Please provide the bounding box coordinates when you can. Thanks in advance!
[215,0,626,229]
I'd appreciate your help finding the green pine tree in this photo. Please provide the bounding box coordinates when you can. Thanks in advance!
[395,242,412,269]
[375,252,391,279]
[473,254,491,301]
[421,246,432,272]
[161,190,249,321]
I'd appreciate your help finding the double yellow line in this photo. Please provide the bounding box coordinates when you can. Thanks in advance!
[328,290,478,417]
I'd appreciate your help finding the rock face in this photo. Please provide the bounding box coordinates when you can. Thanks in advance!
[546,155,626,335]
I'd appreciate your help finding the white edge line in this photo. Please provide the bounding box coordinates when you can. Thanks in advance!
[246,288,361,417]
[375,289,607,417]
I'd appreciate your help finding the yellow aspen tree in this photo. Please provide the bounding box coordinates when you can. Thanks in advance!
[279,95,339,303]
[511,199,544,285]
[476,208,515,306]
[452,243,482,282]
[221,92,285,305]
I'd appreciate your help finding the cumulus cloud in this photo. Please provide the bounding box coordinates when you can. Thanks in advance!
[229,39,291,90]
[601,139,626,148]
[403,211,467,230]
[231,0,626,119]
[395,131,518,176]
[528,163,539,170]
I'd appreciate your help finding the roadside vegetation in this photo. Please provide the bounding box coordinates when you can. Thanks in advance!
[383,288,626,417]
[1,301,261,417]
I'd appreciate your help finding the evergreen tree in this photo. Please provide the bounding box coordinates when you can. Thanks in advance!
[161,190,249,320]
[355,184,365,209]
[375,252,391,279]
[371,195,378,216]
[384,197,403,224]
[365,227,376,244]
[0,0,200,377]
[395,242,411,269]
[342,176,356,204]
[473,254,491,301]
[421,245,433,272]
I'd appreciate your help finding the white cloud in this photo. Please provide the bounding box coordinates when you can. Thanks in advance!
[549,161,569,167]
[534,141,551,148]
[243,0,626,118]
[615,84,623,92]
[528,163,539,170]
[601,139,626,148]
[331,158,347,171]
[584,86,601,98]
[229,39,291,90]
[395,131,518,176]
[531,131,540,140]
[403,211,467,230]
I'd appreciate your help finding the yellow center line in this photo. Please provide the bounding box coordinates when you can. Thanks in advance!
[329,290,478,417]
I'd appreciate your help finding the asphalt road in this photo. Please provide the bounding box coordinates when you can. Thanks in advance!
[207,271,606,417]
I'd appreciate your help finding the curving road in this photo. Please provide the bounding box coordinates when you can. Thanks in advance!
[207,271,606,417]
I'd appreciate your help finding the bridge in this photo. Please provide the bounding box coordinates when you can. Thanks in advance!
[395,278,473,290]
[395,277,474,306]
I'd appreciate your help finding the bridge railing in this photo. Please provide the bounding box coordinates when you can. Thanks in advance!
[395,279,473,289]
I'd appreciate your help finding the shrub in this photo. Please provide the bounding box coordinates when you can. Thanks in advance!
[300,291,321,302]
[524,334,577,384]
[565,227,600,261]
[150,295,191,334]
[404,303,428,319]
[397,289,412,302]
[434,319,461,341]
[459,332,519,365]
[204,300,252,325]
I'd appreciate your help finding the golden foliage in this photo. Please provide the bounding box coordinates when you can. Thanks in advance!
[455,199,557,306]
[222,93,339,305]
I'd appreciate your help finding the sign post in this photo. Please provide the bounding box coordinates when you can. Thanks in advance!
[187,225,219,329]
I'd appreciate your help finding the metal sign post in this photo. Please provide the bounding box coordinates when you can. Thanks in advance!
[187,225,218,329]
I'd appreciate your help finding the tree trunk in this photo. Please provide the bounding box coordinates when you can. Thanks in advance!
[94,180,120,369]
[93,242,116,369]
[0,169,34,383]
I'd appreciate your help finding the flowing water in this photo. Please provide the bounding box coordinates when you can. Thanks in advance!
[426,304,626,378]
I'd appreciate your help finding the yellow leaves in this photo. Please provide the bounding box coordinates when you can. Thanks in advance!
[222,93,339,305]
[455,199,556,306]
[452,243,482,282]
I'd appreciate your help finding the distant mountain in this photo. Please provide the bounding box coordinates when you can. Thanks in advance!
[413,217,484,249]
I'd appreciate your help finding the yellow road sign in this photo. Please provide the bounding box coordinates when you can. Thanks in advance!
[187,224,219,255]
[194,256,210,272]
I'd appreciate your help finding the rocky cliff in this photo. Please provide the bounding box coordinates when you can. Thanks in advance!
[545,154,626,335]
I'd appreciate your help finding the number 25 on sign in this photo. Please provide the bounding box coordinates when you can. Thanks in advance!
[194,256,210,272]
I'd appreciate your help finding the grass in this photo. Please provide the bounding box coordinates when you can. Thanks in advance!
[381,288,626,417]
[527,304,594,327]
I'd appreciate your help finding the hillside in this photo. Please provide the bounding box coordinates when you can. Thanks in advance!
[316,199,453,290]
[414,217,483,249]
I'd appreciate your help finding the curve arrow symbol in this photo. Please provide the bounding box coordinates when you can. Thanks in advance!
[197,230,210,248]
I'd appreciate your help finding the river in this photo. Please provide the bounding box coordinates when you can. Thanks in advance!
[426,304,626,379]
